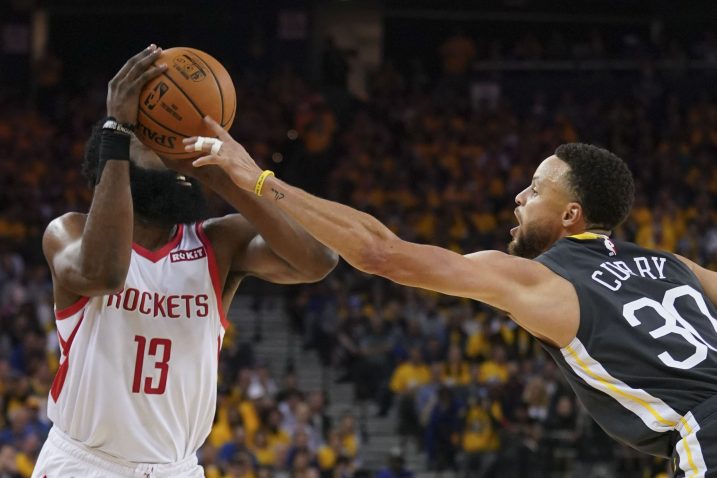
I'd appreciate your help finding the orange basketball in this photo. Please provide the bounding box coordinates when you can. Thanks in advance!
[136,47,236,158]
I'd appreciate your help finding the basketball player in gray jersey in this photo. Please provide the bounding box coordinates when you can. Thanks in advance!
[187,122,717,476]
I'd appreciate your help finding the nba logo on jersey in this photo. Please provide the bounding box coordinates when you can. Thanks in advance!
[604,237,617,256]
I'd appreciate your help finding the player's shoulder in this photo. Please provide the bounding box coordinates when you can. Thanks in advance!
[199,214,257,252]
[44,212,88,243]
[200,214,253,237]
[42,212,88,262]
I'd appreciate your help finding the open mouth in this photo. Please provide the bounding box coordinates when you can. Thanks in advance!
[511,209,521,237]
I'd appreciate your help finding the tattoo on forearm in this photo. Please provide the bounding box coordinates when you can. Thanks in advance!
[271,188,285,201]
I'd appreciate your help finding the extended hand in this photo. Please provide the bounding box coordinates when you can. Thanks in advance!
[183,116,263,191]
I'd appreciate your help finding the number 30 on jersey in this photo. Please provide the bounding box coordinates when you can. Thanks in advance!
[623,285,717,370]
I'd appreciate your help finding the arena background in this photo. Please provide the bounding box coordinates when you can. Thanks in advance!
[2,1,717,477]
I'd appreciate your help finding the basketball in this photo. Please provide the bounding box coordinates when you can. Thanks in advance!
[136,47,236,158]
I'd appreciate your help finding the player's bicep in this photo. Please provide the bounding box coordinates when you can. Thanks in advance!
[216,215,321,284]
[237,234,319,284]
[369,240,542,311]
[43,217,114,297]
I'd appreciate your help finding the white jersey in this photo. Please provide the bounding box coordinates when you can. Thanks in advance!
[48,222,228,464]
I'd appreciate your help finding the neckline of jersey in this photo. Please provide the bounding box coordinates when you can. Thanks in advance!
[568,232,610,241]
[131,224,185,263]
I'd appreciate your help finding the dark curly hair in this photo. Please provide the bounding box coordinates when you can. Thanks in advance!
[554,143,635,231]
[81,120,104,188]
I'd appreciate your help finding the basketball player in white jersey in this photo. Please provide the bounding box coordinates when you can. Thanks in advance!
[33,45,337,478]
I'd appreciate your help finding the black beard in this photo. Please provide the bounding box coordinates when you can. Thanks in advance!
[129,163,207,227]
[507,224,554,259]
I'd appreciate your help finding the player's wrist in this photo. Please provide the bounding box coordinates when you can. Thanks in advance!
[96,119,132,185]
[102,117,135,135]
[254,170,275,196]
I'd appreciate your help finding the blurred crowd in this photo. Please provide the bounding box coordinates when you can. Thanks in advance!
[2,23,717,478]
[201,338,364,478]
[434,28,717,68]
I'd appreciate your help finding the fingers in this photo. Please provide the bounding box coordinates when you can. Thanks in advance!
[112,44,158,84]
[192,155,219,168]
[182,115,232,153]
[203,116,232,141]
[126,47,164,84]
[133,63,168,89]
[183,136,223,156]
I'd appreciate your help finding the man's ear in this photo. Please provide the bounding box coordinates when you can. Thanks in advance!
[562,202,583,228]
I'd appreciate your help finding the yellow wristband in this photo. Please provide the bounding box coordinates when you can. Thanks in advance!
[254,170,275,196]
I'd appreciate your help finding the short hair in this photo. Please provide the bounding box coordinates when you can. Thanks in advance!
[554,143,635,230]
[81,120,104,187]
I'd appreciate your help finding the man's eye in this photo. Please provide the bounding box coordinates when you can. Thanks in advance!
[531,187,538,194]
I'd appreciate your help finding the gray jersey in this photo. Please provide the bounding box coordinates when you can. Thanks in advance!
[536,233,717,460]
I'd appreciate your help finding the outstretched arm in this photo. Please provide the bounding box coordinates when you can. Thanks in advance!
[184,118,558,315]
[214,167,535,309]
[247,167,580,348]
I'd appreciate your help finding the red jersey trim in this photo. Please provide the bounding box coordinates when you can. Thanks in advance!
[51,311,86,402]
[55,296,90,320]
[132,224,184,263]
[196,222,230,330]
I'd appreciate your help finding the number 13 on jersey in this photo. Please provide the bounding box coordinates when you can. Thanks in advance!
[132,335,172,394]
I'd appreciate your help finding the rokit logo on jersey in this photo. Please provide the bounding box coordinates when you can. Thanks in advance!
[170,246,206,263]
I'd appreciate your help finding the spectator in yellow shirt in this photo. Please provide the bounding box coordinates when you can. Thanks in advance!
[15,433,40,478]
[462,397,502,478]
[442,344,471,386]
[208,398,233,448]
[337,413,360,460]
[390,347,431,395]
[465,328,489,360]
[316,430,343,473]
[478,346,509,385]
[387,347,430,446]
[250,429,277,468]
[239,384,264,444]
[261,408,290,467]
